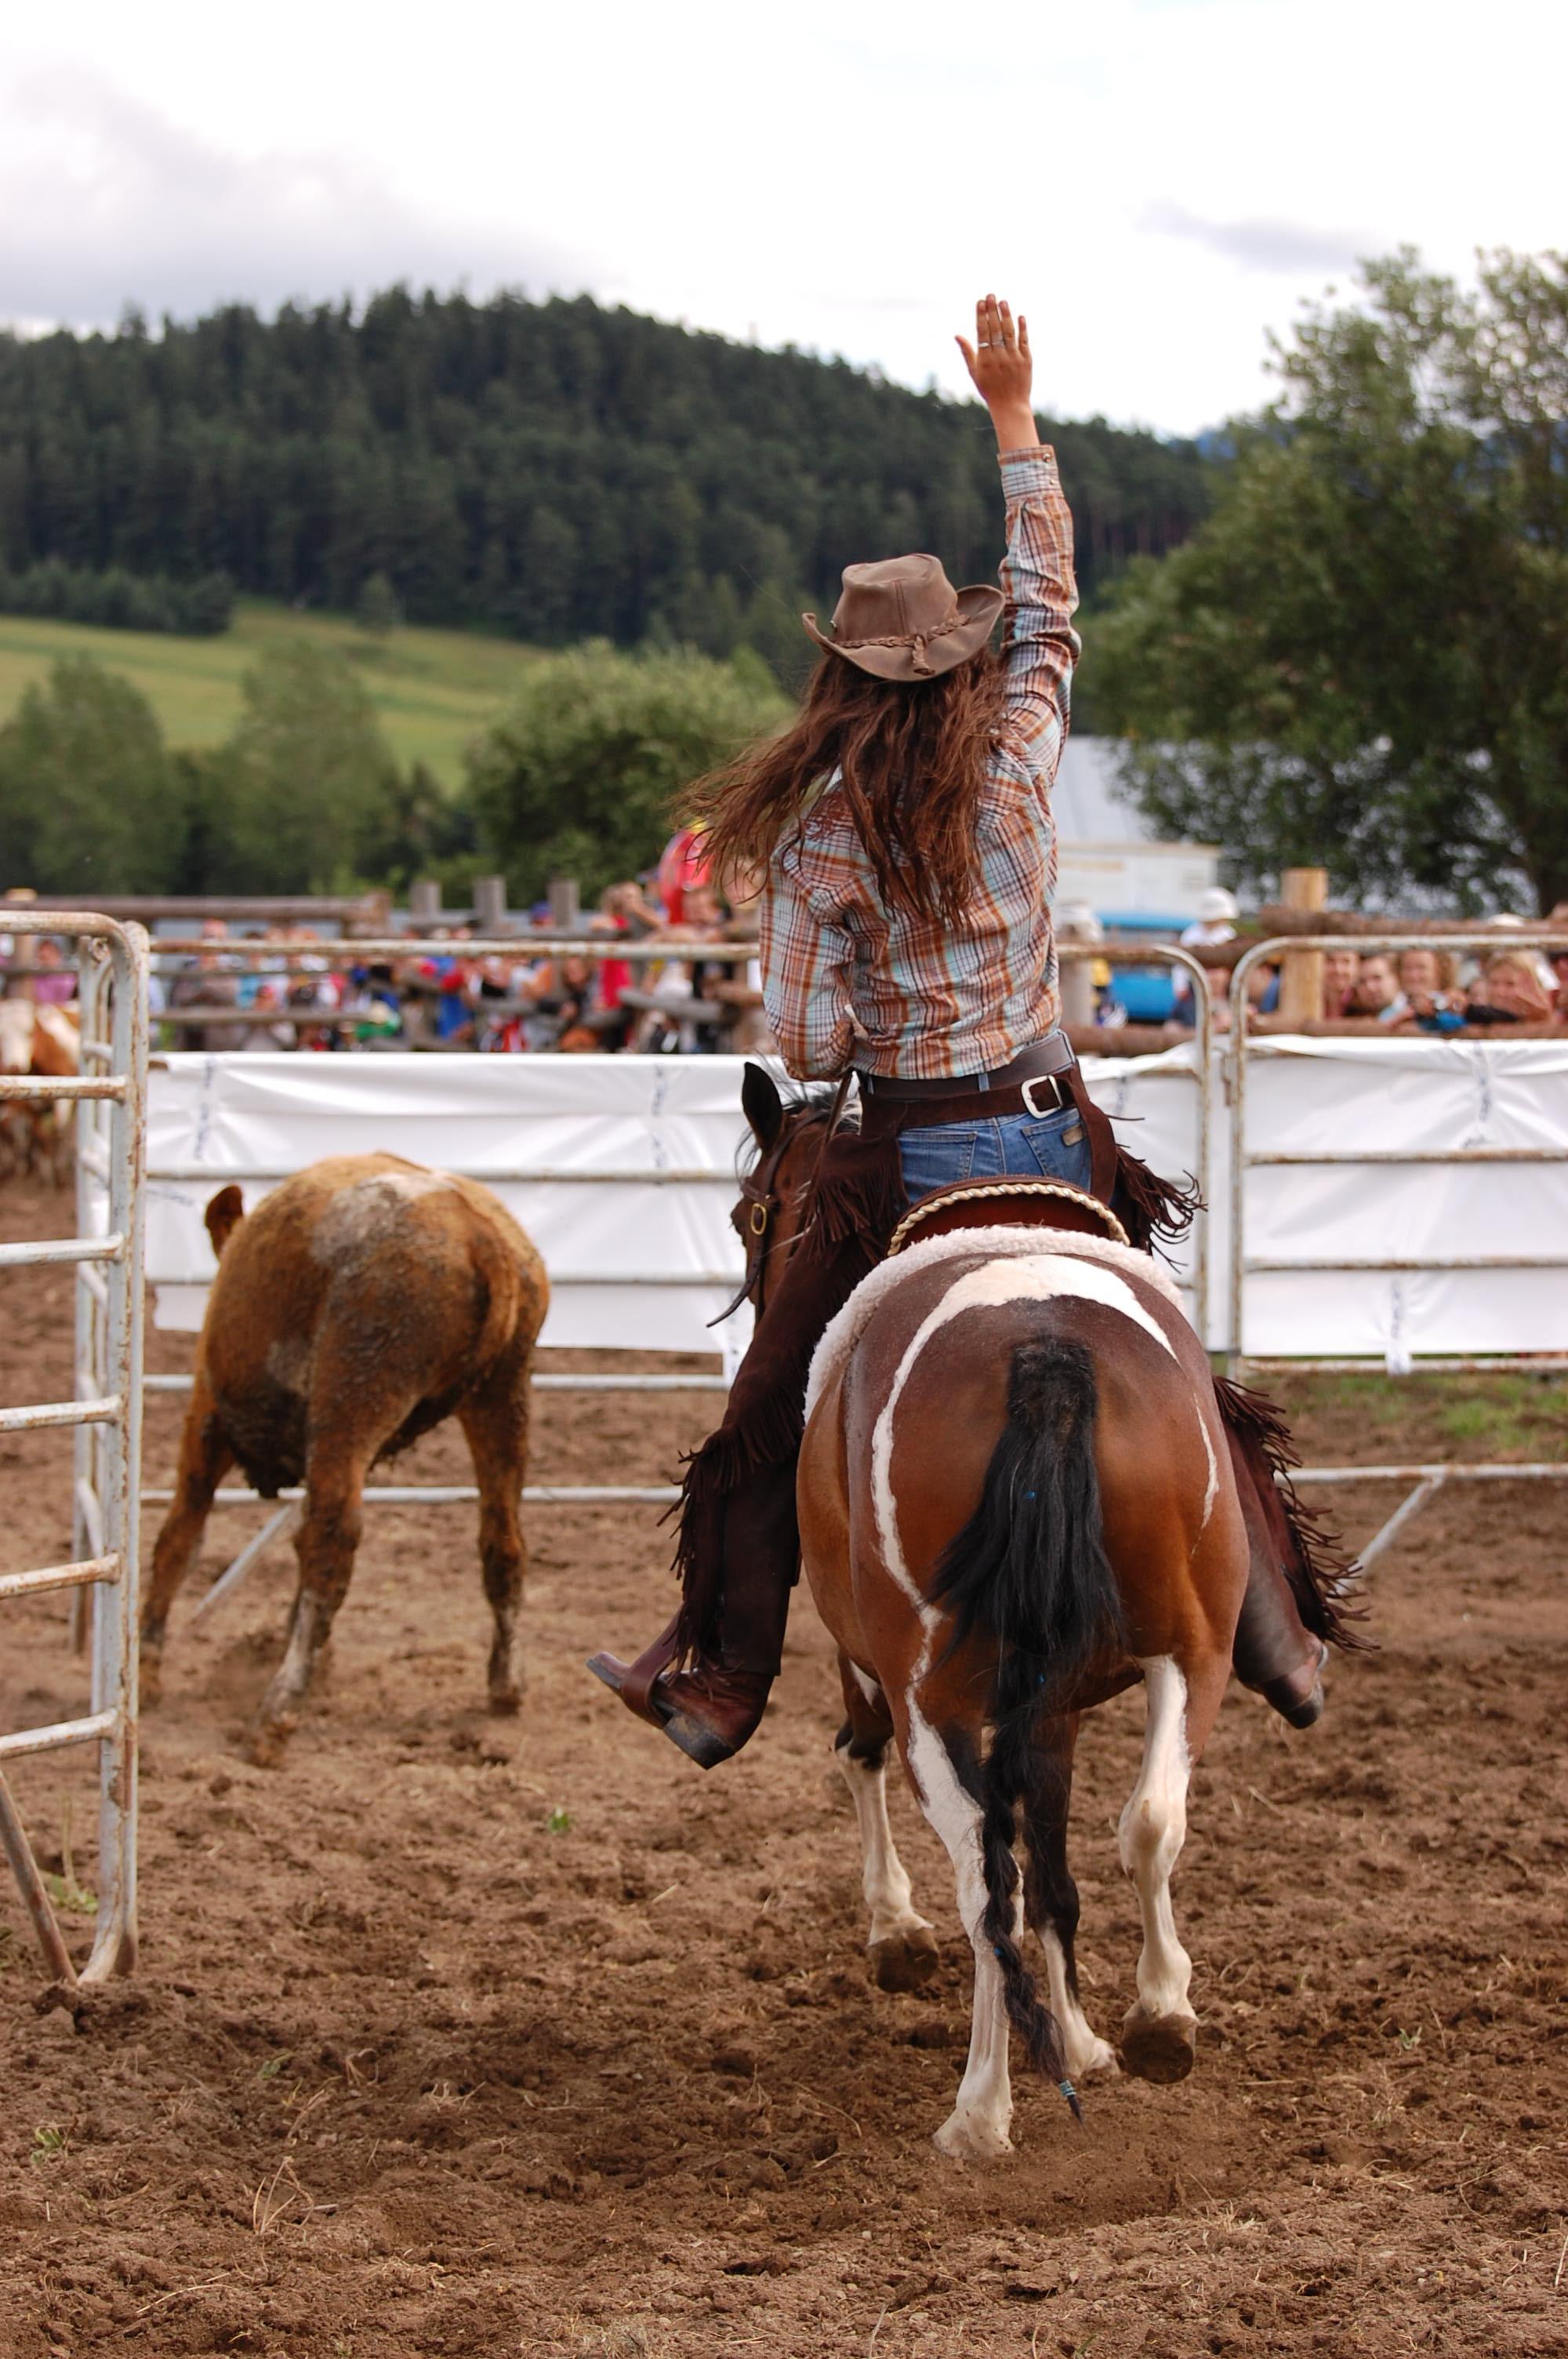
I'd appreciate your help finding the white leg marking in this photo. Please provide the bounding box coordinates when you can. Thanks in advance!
[1118,1656,1196,2023]
[1039,1926,1116,2079]
[906,1712,1014,2158]
[849,1660,883,1709]
[834,1742,931,1949]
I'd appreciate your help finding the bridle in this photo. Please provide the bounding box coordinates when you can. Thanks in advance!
[724,1080,850,1325]
[724,1121,801,1325]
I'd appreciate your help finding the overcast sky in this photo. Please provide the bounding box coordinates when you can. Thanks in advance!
[2,0,1562,436]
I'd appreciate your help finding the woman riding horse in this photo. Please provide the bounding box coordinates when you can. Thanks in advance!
[593,293,1340,1768]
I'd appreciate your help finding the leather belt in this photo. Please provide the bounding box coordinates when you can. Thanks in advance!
[857,1030,1076,1103]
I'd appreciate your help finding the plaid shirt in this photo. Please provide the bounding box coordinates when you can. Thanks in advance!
[761,446,1080,1080]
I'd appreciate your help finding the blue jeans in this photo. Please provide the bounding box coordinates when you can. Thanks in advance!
[898,1099,1093,1208]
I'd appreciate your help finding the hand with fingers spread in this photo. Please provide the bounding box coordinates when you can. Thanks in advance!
[956,293,1037,451]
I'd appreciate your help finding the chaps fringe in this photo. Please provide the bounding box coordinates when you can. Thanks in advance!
[1213,1373,1369,1655]
[1111,1147,1204,1257]
[668,1143,901,1662]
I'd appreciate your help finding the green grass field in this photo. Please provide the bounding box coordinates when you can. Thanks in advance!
[0,602,542,784]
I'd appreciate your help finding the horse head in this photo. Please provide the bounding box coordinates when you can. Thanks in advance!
[726,1063,844,1320]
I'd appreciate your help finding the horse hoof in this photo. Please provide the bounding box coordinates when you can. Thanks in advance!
[1119,2006,1197,2084]
[249,1714,296,1770]
[934,2107,1012,2161]
[869,1925,938,1992]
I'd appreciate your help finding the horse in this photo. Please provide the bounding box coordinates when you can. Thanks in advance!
[0,998,79,1184]
[731,1068,1352,2158]
[142,1154,549,1765]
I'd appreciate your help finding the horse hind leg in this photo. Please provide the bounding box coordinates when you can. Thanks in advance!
[900,1710,1018,2160]
[1023,1712,1116,2081]
[1117,1647,1229,2084]
[833,1652,937,1992]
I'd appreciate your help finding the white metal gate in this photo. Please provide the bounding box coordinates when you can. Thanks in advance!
[0,914,148,1983]
[1227,928,1568,1566]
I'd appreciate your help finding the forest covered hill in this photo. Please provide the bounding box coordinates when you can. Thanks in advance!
[0,288,1211,673]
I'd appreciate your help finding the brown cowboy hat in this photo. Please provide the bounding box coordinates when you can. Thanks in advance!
[801,552,1004,682]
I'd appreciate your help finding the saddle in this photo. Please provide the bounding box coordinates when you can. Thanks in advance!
[887,1174,1130,1259]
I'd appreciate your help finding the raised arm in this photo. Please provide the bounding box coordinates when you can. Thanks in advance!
[955,292,1038,453]
[958,291,1079,765]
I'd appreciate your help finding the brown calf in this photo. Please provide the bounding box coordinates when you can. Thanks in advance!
[142,1154,549,1764]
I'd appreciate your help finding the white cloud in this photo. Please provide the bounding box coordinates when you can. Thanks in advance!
[0,66,588,327]
[1142,203,1377,277]
[1,0,1564,433]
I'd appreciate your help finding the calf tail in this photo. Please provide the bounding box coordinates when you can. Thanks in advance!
[930,1336,1124,2117]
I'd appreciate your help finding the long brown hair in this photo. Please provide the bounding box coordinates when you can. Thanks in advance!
[688,649,1004,922]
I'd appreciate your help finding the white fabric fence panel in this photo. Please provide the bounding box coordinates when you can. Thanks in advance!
[1229,1035,1568,1363]
[143,1049,1205,1349]
[143,1039,1568,1359]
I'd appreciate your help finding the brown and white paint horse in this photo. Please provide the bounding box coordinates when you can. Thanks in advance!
[0,998,80,1183]
[733,1070,1342,2158]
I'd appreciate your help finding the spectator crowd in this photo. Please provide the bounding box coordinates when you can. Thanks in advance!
[1178,889,1568,1038]
[5,864,1567,1060]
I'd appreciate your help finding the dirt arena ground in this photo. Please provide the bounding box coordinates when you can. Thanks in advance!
[1,1175,1565,2357]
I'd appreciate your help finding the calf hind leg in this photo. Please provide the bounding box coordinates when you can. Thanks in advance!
[457,1345,533,1715]
[833,1653,937,1991]
[252,1441,374,1767]
[140,1372,233,1704]
[1117,1650,1229,2083]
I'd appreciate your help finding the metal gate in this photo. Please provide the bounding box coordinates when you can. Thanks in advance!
[1227,928,1568,1565]
[0,914,148,1983]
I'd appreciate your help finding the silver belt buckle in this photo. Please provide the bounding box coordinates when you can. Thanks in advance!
[1020,1074,1062,1117]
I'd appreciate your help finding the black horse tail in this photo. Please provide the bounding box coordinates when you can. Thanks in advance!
[929,1335,1124,2118]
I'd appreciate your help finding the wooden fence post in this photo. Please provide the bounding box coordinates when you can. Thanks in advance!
[1276,867,1327,1025]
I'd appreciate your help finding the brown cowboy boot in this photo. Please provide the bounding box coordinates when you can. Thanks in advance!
[590,1110,907,1768]
[588,1456,798,1766]
[1218,1389,1353,1727]
[1232,1556,1329,1727]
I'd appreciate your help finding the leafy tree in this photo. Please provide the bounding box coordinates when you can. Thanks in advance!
[216,639,397,892]
[468,642,787,903]
[354,758,476,896]
[0,656,180,895]
[1091,249,1568,911]
[355,569,402,638]
[0,289,1208,663]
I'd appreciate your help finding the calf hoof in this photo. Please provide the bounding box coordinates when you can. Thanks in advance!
[869,1924,938,1992]
[1119,2004,1197,2085]
[249,1713,298,1770]
[488,1683,522,1717]
[934,2106,1012,2161]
